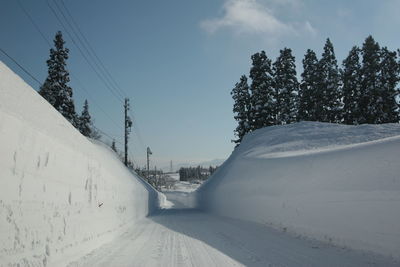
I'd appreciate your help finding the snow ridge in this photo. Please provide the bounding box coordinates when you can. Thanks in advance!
[198,121,400,259]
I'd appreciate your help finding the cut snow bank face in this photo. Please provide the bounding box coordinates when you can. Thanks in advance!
[198,121,400,259]
[0,61,159,266]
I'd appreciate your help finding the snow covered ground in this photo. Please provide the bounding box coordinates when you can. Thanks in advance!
[69,186,398,267]
[162,180,201,209]
[198,121,400,260]
[0,61,159,266]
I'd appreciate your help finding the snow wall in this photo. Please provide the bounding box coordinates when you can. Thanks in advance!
[198,122,400,259]
[0,61,159,266]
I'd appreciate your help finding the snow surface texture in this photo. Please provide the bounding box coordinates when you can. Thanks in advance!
[198,121,400,259]
[70,181,398,267]
[0,61,159,266]
[69,209,398,267]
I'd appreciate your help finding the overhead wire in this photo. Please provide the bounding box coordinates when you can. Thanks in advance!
[16,0,52,47]
[15,1,123,145]
[17,0,147,166]
[54,0,148,152]
[59,0,128,98]
[52,0,126,101]
[0,48,42,86]
[46,0,125,105]
[48,0,145,150]
[0,46,124,145]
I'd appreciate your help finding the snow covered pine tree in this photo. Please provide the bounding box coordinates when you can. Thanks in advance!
[39,31,78,127]
[249,51,275,130]
[273,48,299,125]
[231,75,251,145]
[317,38,342,123]
[342,46,362,125]
[298,49,319,121]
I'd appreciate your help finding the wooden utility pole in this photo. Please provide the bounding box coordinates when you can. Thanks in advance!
[124,98,132,166]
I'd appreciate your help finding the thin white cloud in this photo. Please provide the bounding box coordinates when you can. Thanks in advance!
[200,0,315,39]
[303,21,317,36]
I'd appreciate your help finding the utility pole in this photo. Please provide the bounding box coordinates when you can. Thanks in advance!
[147,147,152,179]
[124,98,132,166]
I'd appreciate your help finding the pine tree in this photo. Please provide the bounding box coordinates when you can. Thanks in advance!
[378,47,399,123]
[298,49,319,121]
[79,100,92,137]
[318,38,342,122]
[342,46,362,124]
[360,35,381,124]
[273,48,299,124]
[249,51,275,130]
[111,139,117,152]
[78,100,100,139]
[39,31,77,126]
[231,75,251,144]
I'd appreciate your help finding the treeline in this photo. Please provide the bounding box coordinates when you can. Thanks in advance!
[231,36,400,144]
[39,31,99,139]
[179,166,218,181]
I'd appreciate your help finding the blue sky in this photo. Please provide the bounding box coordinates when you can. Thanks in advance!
[1,0,400,169]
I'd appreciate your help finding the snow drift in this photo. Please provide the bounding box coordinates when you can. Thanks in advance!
[0,61,158,266]
[198,122,400,259]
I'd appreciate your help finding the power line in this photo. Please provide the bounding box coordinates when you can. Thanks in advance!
[93,126,123,144]
[16,0,123,135]
[129,110,146,150]
[18,0,148,163]
[46,0,125,105]
[0,48,42,86]
[53,0,148,152]
[52,0,126,100]
[0,46,122,145]
[72,74,122,131]
[51,0,149,154]
[17,0,52,47]
[59,0,128,98]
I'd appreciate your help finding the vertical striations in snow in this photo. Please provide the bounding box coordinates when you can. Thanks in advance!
[0,61,158,266]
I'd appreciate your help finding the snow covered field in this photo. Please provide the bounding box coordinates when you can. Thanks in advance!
[0,61,158,266]
[198,121,400,259]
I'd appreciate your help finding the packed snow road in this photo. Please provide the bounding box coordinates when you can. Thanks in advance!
[68,189,398,267]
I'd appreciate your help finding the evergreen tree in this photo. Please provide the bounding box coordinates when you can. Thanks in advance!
[39,31,77,126]
[318,38,342,122]
[79,100,92,137]
[360,35,381,124]
[378,47,399,123]
[273,48,299,124]
[298,49,319,121]
[111,139,117,152]
[249,51,275,130]
[231,75,251,144]
[342,46,362,124]
[78,100,100,139]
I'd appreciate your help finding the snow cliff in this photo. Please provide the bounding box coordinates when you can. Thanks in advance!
[0,61,158,266]
[198,121,400,259]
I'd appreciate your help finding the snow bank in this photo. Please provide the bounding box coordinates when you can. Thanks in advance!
[198,122,400,259]
[0,61,158,266]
